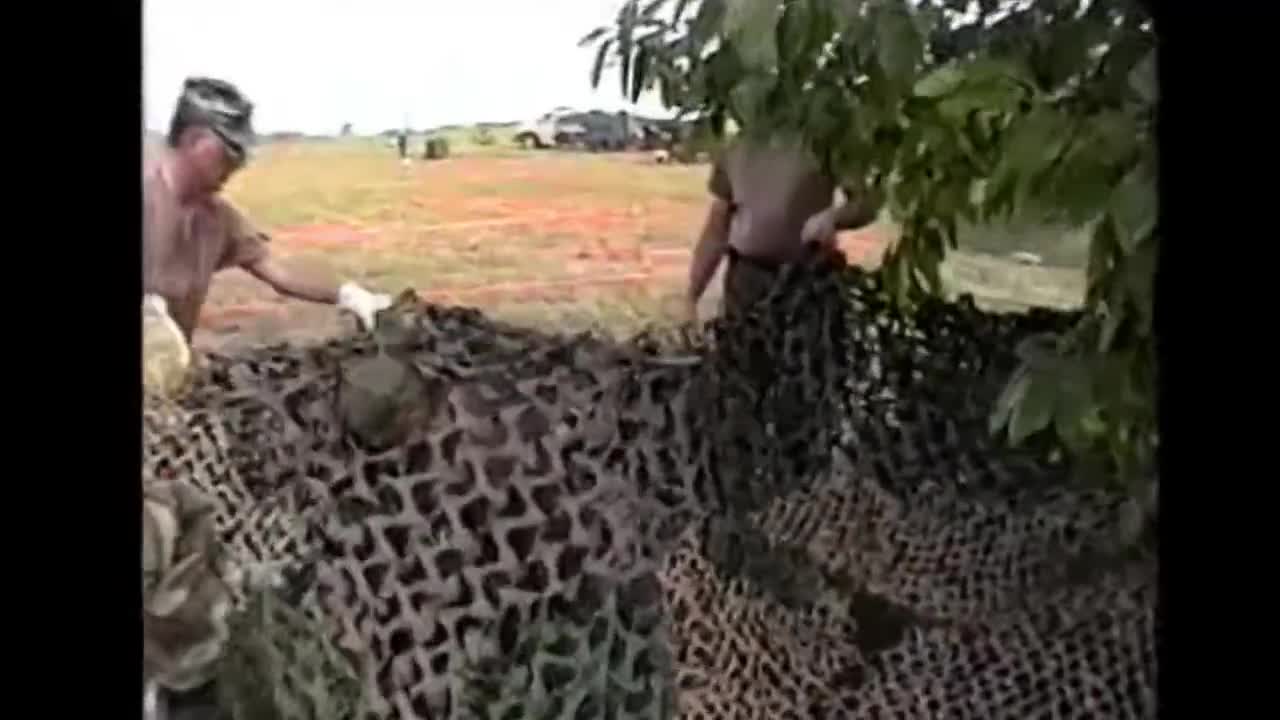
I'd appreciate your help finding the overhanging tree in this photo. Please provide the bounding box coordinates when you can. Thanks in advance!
[583,0,1157,492]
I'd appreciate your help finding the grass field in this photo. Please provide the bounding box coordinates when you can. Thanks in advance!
[197,137,1086,351]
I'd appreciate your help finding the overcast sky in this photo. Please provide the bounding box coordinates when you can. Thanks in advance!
[144,0,677,135]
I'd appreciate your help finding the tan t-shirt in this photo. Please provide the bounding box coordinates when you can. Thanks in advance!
[708,136,837,264]
[142,149,269,340]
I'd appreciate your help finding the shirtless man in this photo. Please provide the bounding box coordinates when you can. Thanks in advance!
[144,77,391,348]
[685,133,881,319]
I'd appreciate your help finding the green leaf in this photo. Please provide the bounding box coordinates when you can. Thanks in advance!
[968,178,987,205]
[914,63,965,98]
[1127,47,1161,98]
[995,105,1073,190]
[631,45,651,103]
[1040,135,1114,227]
[657,66,680,107]
[962,57,1036,91]
[909,3,942,40]
[805,0,837,59]
[776,0,808,62]
[916,228,945,294]
[1098,302,1125,352]
[1052,358,1097,445]
[707,45,744,98]
[640,0,668,19]
[729,73,776,126]
[990,365,1030,436]
[875,3,922,91]
[691,0,727,37]
[1014,331,1060,367]
[831,0,863,32]
[1009,367,1057,445]
[579,27,609,48]
[590,39,614,89]
[1096,33,1151,100]
[1085,216,1118,302]
[1121,236,1157,335]
[937,77,1024,122]
[672,0,693,24]
[724,0,781,71]
[1110,162,1156,252]
[895,248,914,307]
[1041,19,1094,89]
[805,84,845,147]
[1095,351,1135,410]
[618,3,637,98]
[1089,110,1141,159]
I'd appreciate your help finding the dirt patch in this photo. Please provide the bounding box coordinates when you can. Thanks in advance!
[203,150,893,346]
[274,224,376,251]
[200,225,890,344]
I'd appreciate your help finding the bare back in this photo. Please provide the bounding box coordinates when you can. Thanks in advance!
[142,148,269,340]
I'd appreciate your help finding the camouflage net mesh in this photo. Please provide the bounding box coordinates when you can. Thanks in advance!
[142,248,1157,720]
[217,586,367,720]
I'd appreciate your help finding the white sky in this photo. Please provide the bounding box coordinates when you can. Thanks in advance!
[144,0,677,135]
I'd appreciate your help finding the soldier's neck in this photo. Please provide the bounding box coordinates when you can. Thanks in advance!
[160,151,209,206]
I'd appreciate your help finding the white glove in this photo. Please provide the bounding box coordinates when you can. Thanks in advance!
[800,206,839,248]
[337,282,393,331]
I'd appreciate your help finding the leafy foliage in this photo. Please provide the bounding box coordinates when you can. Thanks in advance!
[583,0,1158,491]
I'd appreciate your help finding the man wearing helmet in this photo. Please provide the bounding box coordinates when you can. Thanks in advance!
[144,77,391,345]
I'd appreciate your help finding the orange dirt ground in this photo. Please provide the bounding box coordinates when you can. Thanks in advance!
[195,153,891,349]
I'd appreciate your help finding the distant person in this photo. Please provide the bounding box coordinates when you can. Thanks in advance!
[684,132,881,320]
[144,77,392,347]
[396,130,409,164]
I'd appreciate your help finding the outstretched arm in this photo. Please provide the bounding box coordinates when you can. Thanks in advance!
[220,201,390,329]
[245,257,391,329]
[243,256,340,304]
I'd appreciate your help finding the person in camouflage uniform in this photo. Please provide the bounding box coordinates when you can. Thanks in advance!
[144,77,393,356]
[141,77,391,720]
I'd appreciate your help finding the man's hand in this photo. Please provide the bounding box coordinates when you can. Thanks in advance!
[801,207,839,249]
[682,296,700,326]
[337,283,393,331]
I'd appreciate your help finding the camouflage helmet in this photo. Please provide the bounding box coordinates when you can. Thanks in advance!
[175,77,255,161]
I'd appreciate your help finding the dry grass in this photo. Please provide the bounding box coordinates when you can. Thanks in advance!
[197,137,1082,351]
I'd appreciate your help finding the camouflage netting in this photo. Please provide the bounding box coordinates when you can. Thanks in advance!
[141,248,1157,720]
[142,461,236,694]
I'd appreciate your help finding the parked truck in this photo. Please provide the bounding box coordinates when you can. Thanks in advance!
[514,108,647,152]
[513,107,586,150]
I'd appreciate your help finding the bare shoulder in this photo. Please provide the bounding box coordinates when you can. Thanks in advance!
[207,195,259,232]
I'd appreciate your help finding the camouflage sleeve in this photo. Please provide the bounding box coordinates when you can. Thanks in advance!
[216,200,271,270]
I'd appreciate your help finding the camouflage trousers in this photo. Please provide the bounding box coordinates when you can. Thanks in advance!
[142,474,237,694]
[718,250,786,495]
[720,249,782,319]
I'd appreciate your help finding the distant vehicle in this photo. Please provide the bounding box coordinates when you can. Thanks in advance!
[513,107,586,149]
[566,111,645,152]
[514,108,655,152]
